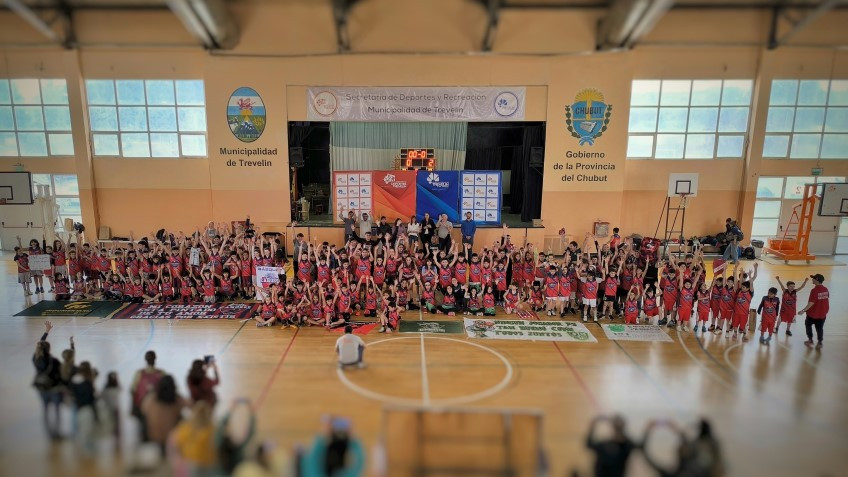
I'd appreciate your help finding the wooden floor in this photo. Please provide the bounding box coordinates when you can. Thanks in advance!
[1,255,847,476]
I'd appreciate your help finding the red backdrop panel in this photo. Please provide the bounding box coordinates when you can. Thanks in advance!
[373,170,417,222]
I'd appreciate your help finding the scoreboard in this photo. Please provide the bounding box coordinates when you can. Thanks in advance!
[400,148,436,171]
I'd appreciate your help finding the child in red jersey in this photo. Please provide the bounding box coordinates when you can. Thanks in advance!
[601,257,621,320]
[53,272,71,300]
[708,276,724,332]
[255,295,276,327]
[503,283,521,315]
[757,287,780,345]
[642,285,661,325]
[543,265,560,317]
[713,271,736,336]
[695,280,712,334]
[775,276,807,337]
[14,247,32,296]
[579,263,603,323]
[729,262,758,341]
[438,285,459,316]
[623,287,641,324]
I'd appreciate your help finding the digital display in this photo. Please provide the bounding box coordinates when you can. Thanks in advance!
[400,148,436,171]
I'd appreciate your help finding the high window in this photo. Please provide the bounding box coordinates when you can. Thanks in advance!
[85,80,207,158]
[32,174,81,225]
[627,79,754,159]
[0,79,75,157]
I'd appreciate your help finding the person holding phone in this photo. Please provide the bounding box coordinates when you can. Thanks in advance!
[187,356,220,408]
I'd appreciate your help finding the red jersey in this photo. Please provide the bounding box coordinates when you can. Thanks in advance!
[780,289,797,320]
[354,258,371,279]
[760,296,779,322]
[624,299,639,323]
[469,263,483,284]
[438,266,453,288]
[317,264,331,284]
[504,290,519,307]
[493,268,507,291]
[55,279,69,294]
[373,265,386,285]
[52,251,66,266]
[604,277,619,297]
[201,279,216,297]
[806,285,829,319]
[168,255,183,276]
[544,276,559,298]
[582,278,599,300]
[734,290,752,317]
[679,287,695,312]
[483,293,495,309]
[454,262,468,284]
[296,260,312,283]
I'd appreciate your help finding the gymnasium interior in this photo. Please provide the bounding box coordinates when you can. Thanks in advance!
[1,0,848,476]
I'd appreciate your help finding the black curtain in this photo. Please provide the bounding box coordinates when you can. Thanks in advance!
[518,124,544,222]
[465,147,501,170]
[288,122,331,195]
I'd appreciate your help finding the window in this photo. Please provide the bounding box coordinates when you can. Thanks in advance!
[85,79,206,158]
[31,174,82,225]
[627,79,753,159]
[0,79,74,157]
[763,79,848,159]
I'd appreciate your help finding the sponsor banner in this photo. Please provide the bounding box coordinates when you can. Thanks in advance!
[333,171,373,224]
[600,324,673,343]
[307,87,525,122]
[464,318,597,342]
[416,170,460,222]
[112,302,259,320]
[15,300,124,317]
[712,259,727,275]
[398,320,465,334]
[28,254,52,271]
[460,171,501,225]
[373,170,417,223]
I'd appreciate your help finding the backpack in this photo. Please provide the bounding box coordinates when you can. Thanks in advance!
[742,247,755,260]
[132,369,163,408]
[731,226,744,241]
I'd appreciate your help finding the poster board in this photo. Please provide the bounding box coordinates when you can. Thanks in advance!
[333,171,373,224]
[373,170,417,221]
[461,171,502,225]
[416,170,460,222]
[27,254,52,271]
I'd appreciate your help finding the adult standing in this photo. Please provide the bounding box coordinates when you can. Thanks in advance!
[187,358,220,408]
[131,350,165,442]
[797,273,829,349]
[420,212,436,249]
[585,415,635,477]
[436,214,453,252]
[142,375,187,454]
[338,209,357,244]
[407,216,421,249]
[358,212,374,244]
[461,212,477,250]
[292,233,307,262]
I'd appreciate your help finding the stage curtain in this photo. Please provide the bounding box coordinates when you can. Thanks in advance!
[464,147,501,170]
[330,122,467,171]
[519,124,544,222]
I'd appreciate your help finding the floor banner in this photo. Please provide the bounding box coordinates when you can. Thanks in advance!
[112,302,259,320]
[399,320,464,334]
[600,324,673,342]
[463,318,597,342]
[15,300,125,317]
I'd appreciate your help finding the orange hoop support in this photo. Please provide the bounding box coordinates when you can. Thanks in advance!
[764,183,816,262]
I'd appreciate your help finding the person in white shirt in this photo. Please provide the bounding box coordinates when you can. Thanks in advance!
[335,325,365,368]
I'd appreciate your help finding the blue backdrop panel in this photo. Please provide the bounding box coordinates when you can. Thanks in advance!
[416,170,460,222]
[460,171,502,225]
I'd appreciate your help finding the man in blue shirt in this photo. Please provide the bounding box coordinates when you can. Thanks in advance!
[461,212,477,250]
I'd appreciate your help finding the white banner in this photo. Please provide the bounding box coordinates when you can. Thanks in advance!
[27,254,52,271]
[307,87,525,121]
[464,318,597,343]
[256,266,283,289]
[600,324,673,343]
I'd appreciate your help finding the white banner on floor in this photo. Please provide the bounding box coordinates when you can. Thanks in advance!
[307,87,526,121]
[463,318,597,343]
[600,324,673,343]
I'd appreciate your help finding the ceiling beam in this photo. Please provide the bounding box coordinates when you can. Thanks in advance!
[482,0,502,52]
[165,0,238,49]
[3,0,61,42]
[596,0,675,50]
[771,0,844,49]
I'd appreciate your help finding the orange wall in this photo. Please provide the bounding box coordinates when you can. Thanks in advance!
[3,5,848,242]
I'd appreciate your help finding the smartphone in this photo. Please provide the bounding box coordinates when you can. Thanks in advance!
[204,355,214,364]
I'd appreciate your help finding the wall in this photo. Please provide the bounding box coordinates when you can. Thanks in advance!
[2,4,848,242]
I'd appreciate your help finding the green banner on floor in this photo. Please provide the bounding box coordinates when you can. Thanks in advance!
[398,320,464,334]
[15,300,125,317]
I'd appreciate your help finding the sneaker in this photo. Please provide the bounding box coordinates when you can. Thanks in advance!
[804,340,814,348]
[357,362,366,369]
[713,329,723,335]
[742,334,749,342]
[583,316,587,322]
[786,330,793,337]
[816,342,823,350]
[708,325,716,332]
[766,336,771,344]
[378,326,385,333]
[658,318,668,326]
[683,325,689,332]
[676,325,681,331]
[759,337,765,344]
[593,316,598,322]
[702,325,707,333]
[256,322,262,328]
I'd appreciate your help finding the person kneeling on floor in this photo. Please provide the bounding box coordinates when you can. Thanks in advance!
[336,325,365,369]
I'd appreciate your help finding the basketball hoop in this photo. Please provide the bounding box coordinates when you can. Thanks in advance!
[678,193,691,208]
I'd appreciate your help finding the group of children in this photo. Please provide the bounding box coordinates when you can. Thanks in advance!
[12,223,806,344]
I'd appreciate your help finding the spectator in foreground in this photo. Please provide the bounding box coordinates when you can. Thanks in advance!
[216,398,257,475]
[32,321,63,439]
[642,419,725,477]
[169,401,217,476]
[336,325,366,369]
[131,350,165,442]
[187,357,220,408]
[142,375,188,454]
[300,416,366,477]
[585,415,634,477]
[797,273,830,350]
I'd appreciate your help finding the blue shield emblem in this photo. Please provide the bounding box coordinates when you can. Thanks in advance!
[566,88,612,146]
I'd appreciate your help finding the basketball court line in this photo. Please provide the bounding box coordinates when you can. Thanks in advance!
[255,327,300,408]
[675,329,735,390]
[775,341,848,386]
[419,333,431,406]
[218,319,249,355]
[693,332,734,376]
[337,336,514,407]
[611,340,686,418]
